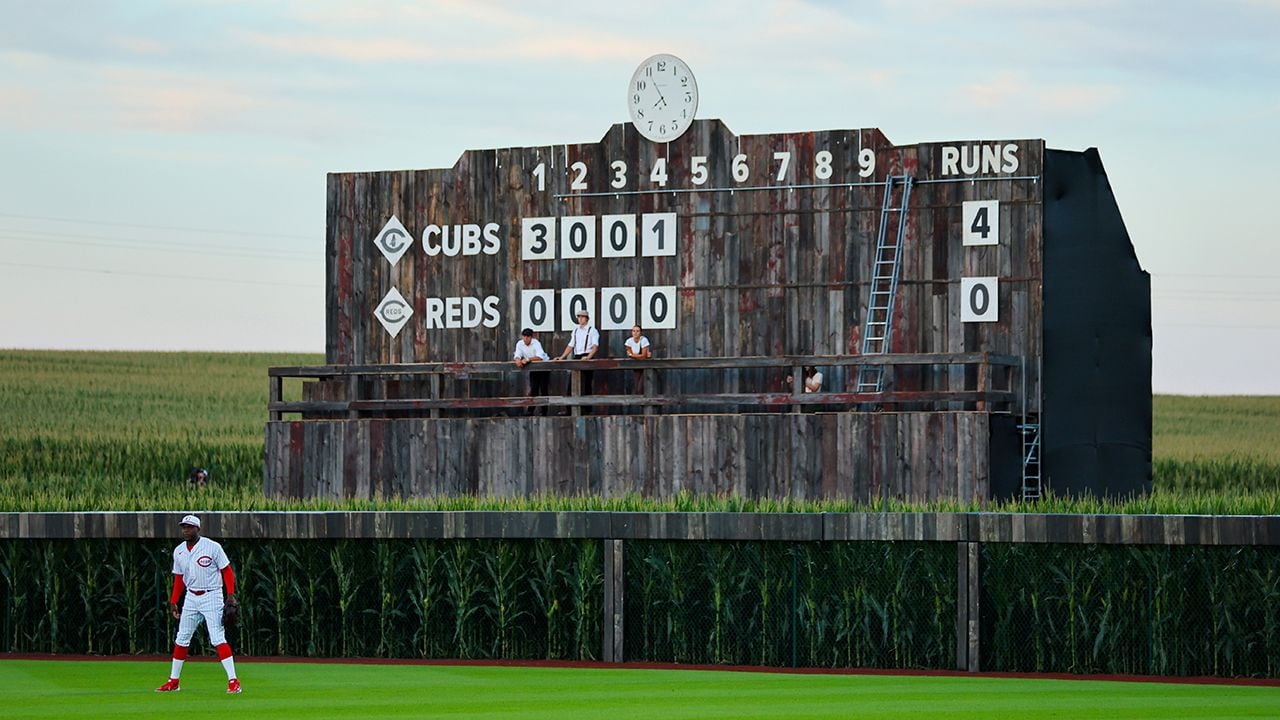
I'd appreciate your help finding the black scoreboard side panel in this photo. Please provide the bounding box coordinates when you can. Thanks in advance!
[1042,149,1152,497]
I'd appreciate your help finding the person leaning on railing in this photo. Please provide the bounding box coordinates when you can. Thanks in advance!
[557,310,599,400]
[513,328,550,416]
[624,324,651,394]
[785,366,824,392]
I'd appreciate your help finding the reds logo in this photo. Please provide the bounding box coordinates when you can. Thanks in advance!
[196,555,213,568]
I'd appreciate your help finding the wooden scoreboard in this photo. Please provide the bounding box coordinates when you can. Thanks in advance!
[330,123,1039,373]
[271,66,1150,502]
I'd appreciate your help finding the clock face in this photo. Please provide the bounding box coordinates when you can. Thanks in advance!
[627,54,698,143]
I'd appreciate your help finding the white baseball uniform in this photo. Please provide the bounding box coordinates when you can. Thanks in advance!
[172,536,231,646]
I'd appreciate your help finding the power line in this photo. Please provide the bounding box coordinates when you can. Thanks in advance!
[0,261,322,289]
[0,226,316,257]
[1155,292,1280,302]
[0,211,316,241]
[1162,322,1280,330]
[1152,272,1280,281]
[0,233,318,262]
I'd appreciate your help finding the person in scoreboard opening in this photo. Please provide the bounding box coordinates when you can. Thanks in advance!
[785,366,824,393]
[557,310,600,409]
[624,324,652,394]
[513,327,551,416]
[155,514,241,694]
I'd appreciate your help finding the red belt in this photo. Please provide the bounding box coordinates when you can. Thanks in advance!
[188,589,211,596]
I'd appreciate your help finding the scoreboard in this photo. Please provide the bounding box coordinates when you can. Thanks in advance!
[329,121,1045,404]
[320,115,1150,499]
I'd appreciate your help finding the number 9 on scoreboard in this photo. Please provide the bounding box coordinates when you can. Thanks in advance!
[960,277,999,323]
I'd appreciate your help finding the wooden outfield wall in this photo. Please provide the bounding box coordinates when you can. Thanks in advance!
[5,511,1278,672]
[5,511,1279,545]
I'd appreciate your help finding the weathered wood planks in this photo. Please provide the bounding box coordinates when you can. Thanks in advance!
[327,122,1044,407]
[4,511,1278,545]
[264,412,993,503]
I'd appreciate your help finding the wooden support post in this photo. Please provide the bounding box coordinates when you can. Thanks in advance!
[955,541,982,672]
[643,369,655,416]
[602,539,625,662]
[975,356,989,412]
[791,364,802,414]
[570,370,582,417]
[429,373,440,419]
[268,375,282,422]
[347,374,360,419]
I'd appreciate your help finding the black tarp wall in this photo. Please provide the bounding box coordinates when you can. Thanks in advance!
[1041,148,1152,497]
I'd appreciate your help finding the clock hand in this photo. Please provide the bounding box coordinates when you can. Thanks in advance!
[651,82,669,109]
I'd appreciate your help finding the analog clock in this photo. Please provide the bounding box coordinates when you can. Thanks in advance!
[627,53,698,143]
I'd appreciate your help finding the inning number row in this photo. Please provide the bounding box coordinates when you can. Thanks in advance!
[531,149,876,192]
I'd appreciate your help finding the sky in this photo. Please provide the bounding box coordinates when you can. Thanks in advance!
[1,0,1277,394]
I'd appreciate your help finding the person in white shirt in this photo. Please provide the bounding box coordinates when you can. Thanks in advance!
[624,325,652,394]
[557,310,599,400]
[513,328,550,415]
[785,366,824,392]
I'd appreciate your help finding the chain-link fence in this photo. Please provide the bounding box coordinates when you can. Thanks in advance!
[981,543,1280,677]
[4,538,1279,678]
[623,541,956,668]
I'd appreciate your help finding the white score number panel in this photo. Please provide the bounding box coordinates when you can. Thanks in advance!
[523,213,675,260]
[961,200,1000,323]
[522,287,675,333]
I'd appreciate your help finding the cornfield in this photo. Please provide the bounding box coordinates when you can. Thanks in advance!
[0,539,602,661]
[3,538,1279,677]
[625,541,955,668]
[982,543,1280,677]
[2,351,1279,513]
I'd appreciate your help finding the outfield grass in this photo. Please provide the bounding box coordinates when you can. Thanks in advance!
[3,659,1278,719]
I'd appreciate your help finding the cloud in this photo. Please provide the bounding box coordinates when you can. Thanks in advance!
[107,35,171,56]
[233,0,657,65]
[963,73,1030,110]
[97,66,268,134]
[0,85,39,129]
[957,72,1121,116]
[1037,83,1122,113]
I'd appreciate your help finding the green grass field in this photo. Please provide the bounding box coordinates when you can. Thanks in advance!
[2,350,1279,513]
[3,659,1278,719]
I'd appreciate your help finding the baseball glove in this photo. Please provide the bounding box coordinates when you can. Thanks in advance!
[222,601,240,628]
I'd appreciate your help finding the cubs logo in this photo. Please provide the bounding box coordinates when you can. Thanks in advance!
[196,555,213,568]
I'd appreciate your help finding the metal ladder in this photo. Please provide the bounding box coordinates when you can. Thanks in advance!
[1020,420,1042,501]
[857,174,914,393]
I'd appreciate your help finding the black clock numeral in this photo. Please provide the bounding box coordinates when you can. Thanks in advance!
[633,93,640,104]
[636,108,644,119]
[636,80,646,91]
[657,61,666,72]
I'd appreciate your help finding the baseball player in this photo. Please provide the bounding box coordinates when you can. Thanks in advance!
[155,514,242,694]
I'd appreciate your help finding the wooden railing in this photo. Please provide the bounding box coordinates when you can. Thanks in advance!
[268,353,1023,420]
